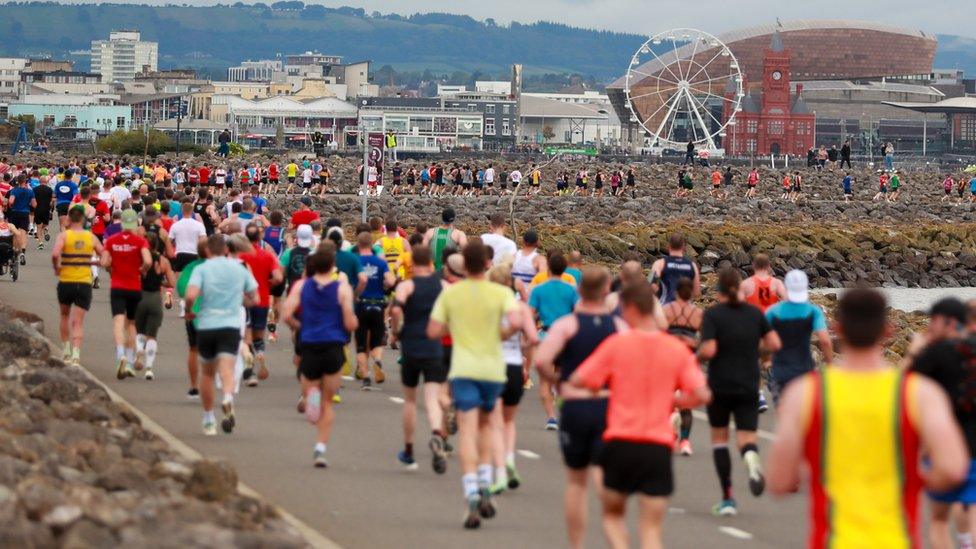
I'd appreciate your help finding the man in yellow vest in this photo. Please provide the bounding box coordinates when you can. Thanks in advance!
[385,129,398,162]
[51,204,104,366]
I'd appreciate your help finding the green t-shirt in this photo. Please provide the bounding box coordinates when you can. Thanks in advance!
[176,258,205,326]
[430,279,517,382]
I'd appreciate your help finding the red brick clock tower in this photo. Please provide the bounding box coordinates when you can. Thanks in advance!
[723,28,815,156]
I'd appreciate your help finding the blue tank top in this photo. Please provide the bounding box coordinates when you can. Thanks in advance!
[659,256,695,306]
[299,279,348,344]
[263,226,284,255]
[556,313,616,382]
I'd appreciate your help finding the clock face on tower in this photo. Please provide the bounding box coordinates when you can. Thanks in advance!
[772,70,782,81]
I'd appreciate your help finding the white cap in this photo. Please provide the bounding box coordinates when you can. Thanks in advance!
[296,224,314,248]
[784,270,809,303]
[95,177,105,185]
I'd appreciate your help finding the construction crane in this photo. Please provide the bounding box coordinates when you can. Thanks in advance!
[0,119,30,155]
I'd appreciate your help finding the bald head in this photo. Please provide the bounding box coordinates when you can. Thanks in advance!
[619,260,645,289]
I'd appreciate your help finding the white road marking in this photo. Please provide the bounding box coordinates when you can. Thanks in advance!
[691,410,775,441]
[517,449,541,459]
[388,396,405,404]
[341,375,355,381]
[668,507,685,514]
[719,526,754,540]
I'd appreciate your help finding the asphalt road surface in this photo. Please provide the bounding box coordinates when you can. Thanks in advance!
[2,240,808,548]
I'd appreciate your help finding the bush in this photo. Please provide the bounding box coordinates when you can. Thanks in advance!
[97,130,174,156]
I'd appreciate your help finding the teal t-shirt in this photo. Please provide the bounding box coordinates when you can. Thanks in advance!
[528,279,579,330]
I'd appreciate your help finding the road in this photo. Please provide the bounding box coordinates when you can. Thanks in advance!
[1,241,808,548]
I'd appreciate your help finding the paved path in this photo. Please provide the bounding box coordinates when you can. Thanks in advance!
[2,241,807,548]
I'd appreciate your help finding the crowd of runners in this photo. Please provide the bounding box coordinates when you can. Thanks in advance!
[0,154,975,547]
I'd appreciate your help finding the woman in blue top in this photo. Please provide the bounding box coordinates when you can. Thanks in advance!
[282,241,358,468]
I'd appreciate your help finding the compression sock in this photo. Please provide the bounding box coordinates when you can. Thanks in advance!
[145,339,158,370]
[477,464,493,489]
[713,445,733,500]
[116,345,125,362]
[136,334,147,353]
[679,409,693,440]
[462,473,479,499]
[314,442,326,454]
[124,347,135,366]
[741,443,761,476]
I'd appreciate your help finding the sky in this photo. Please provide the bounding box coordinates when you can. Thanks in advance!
[55,0,972,37]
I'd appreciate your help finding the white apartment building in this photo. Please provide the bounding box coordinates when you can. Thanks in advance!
[0,58,29,96]
[91,31,158,83]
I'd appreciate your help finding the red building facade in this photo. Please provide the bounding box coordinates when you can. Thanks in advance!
[723,32,815,156]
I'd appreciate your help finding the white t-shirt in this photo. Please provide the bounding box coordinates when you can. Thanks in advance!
[98,191,115,210]
[215,169,227,185]
[109,186,131,209]
[169,217,207,255]
[302,168,313,183]
[509,170,523,183]
[481,233,517,265]
[484,167,495,183]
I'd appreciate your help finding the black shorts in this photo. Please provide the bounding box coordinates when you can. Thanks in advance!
[57,282,93,311]
[355,301,386,352]
[7,211,28,231]
[302,181,312,189]
[34,209,51,225]
[196,328,241,362]
[287,176,296,184]
[56,203,70,217]
[248,306,269,331]
[500,364,525,406]
[559,398,608,469]
[270,282,285,298]
[600,440,673,496]
[185,320,197,348]
[299,341,345,380]
[401,355,448,388]
[706,392,759,431]
[109,289,142,319]
[172,253,198,272]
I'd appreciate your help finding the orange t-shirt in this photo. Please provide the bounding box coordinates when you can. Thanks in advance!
[577,330,705,445]
[530,271,577,287]
[782,176,792,188]
[711,171,722,185]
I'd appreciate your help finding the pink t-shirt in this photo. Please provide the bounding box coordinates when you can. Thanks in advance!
[577,330,705,445]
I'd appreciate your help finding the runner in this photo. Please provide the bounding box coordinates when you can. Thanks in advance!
[102,210,152,380]
[281,241,358,467]
[169,199,208,317]
[285,160,299,195]
[511,229,545,287]
[769,288,968,549]
[240,223,283,387]
[423,208,467,272]
[746,168,759,199]
[133,232,176,380]
[390,246,450,471]
[528,252,579,430]
[764,270,832,404]
[32,177,54,249]
[698,267,781,516]
[6,175,34,265]
[51,204,103,366]
[535,266,625,548]
[184,235,259,435]
[290,196,319,230]
[842,172,854,201]
[176,240,208,399]
[427,240,522,529]
[650,233,700,306]
[741,253,786,411]
[480,213,517,266]
[354,230,395,389]
[378,218,410,281]
[662,277,703,456]
[569,281,710,548]
[54,174,79,228]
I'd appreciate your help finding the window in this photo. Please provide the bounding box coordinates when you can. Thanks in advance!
[746,139,757,153]
[486,104,495,114]
[502,120,510,136]
[485,119,495,135]
[746,120,757,134]
[115,116,124,129]
[961,115,976,142]
[43,115,55,127]
[62,115,77,127]
[502,104,510,115]
[767,120,784,135]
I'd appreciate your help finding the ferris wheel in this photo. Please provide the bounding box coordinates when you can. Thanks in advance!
[624,28,743,151]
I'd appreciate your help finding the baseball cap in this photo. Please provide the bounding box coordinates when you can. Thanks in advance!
[784,269,809,303]
[299,196,312,206]
[929,297,967,325]
[296,224,314,248]
[442,208,456,224]
[120,209,139,231]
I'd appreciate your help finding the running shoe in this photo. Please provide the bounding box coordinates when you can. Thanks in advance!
[62,345,71,362]
[44,233,50,242]
[257,357,269,380]
[446,406,458,436]
[144,369,154,381]
[354,367,365,380]
[712,499,738,516]
[202,420,217,436]
[297,396,306,414]
[115,357,128,380]
[36,242,43,250]
[313,449,328,468]
[305,388,322,424]
[506,464,521,490]
[679,439,693,456]
[463,496,481,529]
[18,253,25,266]
[164,292,173,310]
[489,479,507,495]
[443,439,454,454]
[245,377,259,388]
[545,417,559,431]
[361,378,373,391]
[429,436,447,475]
[744,450,766,496]
[477,488,496,519]
[220,400,235,434]
[92,276,99,289]
[187,388,200,400]
[332,394,342,404]
[397,451,419,471]
[134,350,145,371]
[758,390,769,414]
[372,361,386,384]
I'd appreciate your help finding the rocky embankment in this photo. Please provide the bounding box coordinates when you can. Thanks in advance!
[0,303,305,547]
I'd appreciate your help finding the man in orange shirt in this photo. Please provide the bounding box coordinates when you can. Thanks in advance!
[571,281,711,549]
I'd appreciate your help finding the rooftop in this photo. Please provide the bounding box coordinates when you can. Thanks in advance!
[519,95,607,119]
[883,96,976,114]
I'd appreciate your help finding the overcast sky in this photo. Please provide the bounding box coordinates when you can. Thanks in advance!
[88,0,968,37]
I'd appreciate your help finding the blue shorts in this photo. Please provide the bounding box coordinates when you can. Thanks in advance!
[929,459,976,504]
[450,378,504,413]
[248,306,269,331]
